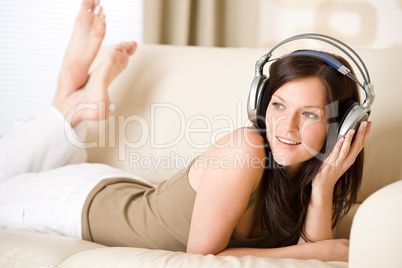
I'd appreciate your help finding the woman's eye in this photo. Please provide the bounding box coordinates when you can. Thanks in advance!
[304,112,319,119]
[273,103,284,109]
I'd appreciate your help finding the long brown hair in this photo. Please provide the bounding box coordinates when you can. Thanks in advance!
[257,51,364,246]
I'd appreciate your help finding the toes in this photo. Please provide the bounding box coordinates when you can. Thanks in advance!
[114,43,126,53]
[81,0,99,12]
[128,42,138,55]
[115,43,129,52]
[97,5,103,16]
[112,42,137,55]
[92,0,100,11]
[99,13,106,24]
[120,41,137,55]
[95,6,106,24]
[81,0,93,11]
[121,42,131,51]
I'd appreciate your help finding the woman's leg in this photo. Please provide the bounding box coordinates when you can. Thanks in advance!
[0,0,102,181]
[0,107,87,181]
[0,0,105,180]
[53,0,106,106]
[0,0,136,180]
[0,163,141,239]
[0,41,139,238]
[0,0,139,239]
[0,42,137,180]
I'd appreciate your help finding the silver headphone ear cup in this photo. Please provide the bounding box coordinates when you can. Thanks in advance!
[248,75,267,126]
[256,79,270,129]
[338,104,369,140]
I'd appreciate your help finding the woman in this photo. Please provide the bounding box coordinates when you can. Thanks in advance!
[0,0,371,262]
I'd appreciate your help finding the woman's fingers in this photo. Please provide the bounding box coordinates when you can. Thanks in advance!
[338,121,372,169]
[338,128,354,161]
[324,121,372,169]
[325,137,344,167]
[348,121,371,157]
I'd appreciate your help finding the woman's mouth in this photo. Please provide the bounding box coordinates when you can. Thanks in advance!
[277,136,301,147]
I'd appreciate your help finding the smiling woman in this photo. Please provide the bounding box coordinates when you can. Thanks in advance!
[251,50,370,247]
[0,5,373,261]
[266,77,328,168]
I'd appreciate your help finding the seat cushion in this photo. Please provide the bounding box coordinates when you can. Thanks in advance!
[0,229,348,268]
[61,247,347,268]
[0,229,104,268]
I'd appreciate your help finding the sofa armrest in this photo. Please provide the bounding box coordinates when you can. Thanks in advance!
[349,180,402,268]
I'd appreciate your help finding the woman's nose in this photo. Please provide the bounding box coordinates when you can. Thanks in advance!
[282,113,299,132]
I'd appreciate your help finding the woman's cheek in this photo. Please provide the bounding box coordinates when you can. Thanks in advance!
[302,122,327,151]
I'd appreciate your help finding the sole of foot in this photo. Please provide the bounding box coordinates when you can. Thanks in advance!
[53,0,106,106]
[59,41,137,127]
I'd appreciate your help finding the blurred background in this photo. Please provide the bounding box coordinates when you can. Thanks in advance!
[144,0,402,49]
[1,0,401,135]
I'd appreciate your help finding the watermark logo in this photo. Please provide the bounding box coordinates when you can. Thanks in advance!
[129,151,284,174]
[64,100,341,171]
[64,100,259,158]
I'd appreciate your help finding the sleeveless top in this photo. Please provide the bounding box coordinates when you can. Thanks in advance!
[81,158,278,252]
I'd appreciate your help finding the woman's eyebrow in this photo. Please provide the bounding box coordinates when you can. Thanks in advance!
[304,105,325,110]
[272,94,285,102]
[272,94,325,110]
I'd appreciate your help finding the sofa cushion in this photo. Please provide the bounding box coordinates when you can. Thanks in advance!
[0,230,104,268]
[0,229,348,268]
[60,247,347,268]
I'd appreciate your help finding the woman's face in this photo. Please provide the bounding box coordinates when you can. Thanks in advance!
[265,77,328,172]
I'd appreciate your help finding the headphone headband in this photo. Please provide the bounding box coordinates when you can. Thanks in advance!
[289,50,350,75]
[258,33,370,83]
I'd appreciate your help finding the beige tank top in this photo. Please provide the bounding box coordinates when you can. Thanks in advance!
[81,159,278,252]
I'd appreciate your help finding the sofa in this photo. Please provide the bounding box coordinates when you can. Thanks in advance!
[1,44,401,268]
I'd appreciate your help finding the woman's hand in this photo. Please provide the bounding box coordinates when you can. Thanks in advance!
[313,121,372,190]
[300,121,372,242]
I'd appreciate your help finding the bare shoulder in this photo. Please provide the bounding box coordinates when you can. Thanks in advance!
[206,127,265,158]
[189,127,266,192]
[187,127,267,254]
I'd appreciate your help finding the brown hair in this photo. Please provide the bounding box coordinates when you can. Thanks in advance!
[257,51,364,246]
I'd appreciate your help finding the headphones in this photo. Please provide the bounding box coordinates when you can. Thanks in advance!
[247,33,375,140]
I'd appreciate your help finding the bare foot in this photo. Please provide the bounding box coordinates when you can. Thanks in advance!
[53,0,106,106]
[56,41,137,127]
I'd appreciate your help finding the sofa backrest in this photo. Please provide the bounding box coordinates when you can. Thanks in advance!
[86,44,402,203]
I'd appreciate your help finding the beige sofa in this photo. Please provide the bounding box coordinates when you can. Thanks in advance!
[1,44,401,267]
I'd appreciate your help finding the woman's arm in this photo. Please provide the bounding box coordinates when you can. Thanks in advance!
[300,121,372,242]
[299,180,335,242]
[186,128,266,255]
[217,239,350,262]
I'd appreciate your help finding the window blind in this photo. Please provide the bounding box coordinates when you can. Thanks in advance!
[0,0,143,136]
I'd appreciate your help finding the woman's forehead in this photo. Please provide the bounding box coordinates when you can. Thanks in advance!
[272,77,327,107]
